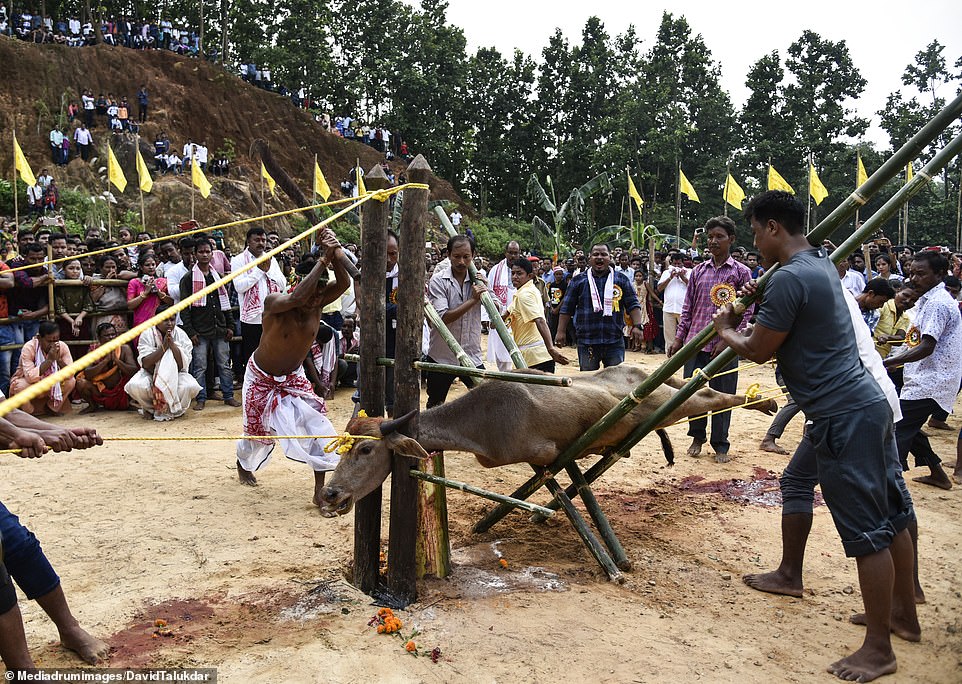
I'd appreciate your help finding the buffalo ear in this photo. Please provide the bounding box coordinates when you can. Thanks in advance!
[384,433,431,460]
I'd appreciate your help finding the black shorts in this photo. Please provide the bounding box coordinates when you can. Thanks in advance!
[0,534,18,614]
[809,400,915,557]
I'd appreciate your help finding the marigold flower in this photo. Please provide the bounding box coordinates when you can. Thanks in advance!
[405,640,417,652]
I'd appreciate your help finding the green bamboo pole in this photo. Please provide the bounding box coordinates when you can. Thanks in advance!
[342,355,572,387]
[423,299,480,387]
[409,469,556,518]
[475,93,962,534]
[531,128,962,521]
[433,206,527,369]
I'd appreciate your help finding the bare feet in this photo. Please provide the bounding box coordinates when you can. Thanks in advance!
[911,474,952,490]
[236,461,257,486]
[742,570,803,598]
[687,438,705,457]
[926,419,952,430]
[715,451,731,463]
[827,645,898,682]
[59,625,110,664]
[759,437,789,455]
[848,613,922,642]
[78,404,99,415]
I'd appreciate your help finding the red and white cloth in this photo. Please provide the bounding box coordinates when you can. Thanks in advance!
[236,356,339,472]
[230,249,286,324]
[587,269,614,315]
[485,258,515,370]
[190,264,231,310]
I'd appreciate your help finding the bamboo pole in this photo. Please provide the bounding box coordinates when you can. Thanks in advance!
[476,94,962,534]
[390,155,434,599]
[190,153,195,222]
[534,129,962,520]
[674,158,681,246]
[12,130,19,230]
[409,470,556,518]
[46,244,55,321]
[137,134,146,232]
[956,163,961,252]
[342,355,572,386]
[432,206,527,369]
[805,151,812,230]
[422,300,480,386]
[353,165,391,595]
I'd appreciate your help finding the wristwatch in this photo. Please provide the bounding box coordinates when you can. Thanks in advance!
[633,324,644,331]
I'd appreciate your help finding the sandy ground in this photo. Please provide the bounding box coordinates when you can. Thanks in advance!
[2,346,961,683]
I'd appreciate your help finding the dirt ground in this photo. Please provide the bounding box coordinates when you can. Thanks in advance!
[2,346,961,683]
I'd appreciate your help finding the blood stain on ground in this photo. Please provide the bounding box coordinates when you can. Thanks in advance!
[677,466,823,508]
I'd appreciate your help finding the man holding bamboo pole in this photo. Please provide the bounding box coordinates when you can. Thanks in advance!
[715,191,917,684]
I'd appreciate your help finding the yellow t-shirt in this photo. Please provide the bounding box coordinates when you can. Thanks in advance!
[873,299,911,358]
[507,279,551,366]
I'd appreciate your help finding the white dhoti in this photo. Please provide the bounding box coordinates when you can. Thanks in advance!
[124,350,201,421]
[236,357,339,473]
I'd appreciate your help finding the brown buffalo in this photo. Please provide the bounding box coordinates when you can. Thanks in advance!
[318,364,776,516]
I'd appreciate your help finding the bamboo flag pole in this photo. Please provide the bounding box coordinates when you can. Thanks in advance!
[627,166,634,233]
[105,142,112,240]
[723,163,730,217]
[674,158,681,246]
[137,135,146,231]
[190,152,195,221]
[45,244,54,321]
[956,164,961,251]
[12,131,19,230]
[260,167,265,215]
[854,149,860,231]
[312,153,318,207]
[805,151,812,230]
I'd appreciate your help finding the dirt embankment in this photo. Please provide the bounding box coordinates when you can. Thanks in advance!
[0,37,466,243]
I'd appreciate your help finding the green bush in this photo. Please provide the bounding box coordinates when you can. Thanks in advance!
[466,217,534,260]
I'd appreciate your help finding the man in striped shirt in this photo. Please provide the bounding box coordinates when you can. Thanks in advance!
[668,217,753,461]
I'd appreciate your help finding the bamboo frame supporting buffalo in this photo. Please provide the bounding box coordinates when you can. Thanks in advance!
[473,93,962,555]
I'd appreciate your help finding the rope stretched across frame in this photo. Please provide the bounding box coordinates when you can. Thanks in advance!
[0,185,419,420]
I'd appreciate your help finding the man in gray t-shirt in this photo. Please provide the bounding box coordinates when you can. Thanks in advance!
[714,191,918,684]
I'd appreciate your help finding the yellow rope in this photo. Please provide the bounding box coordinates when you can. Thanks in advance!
[8,185,429,273]
[0,186,414,420]
[666,390,790,427]
[0,433,380,456]
[681,358,775,381]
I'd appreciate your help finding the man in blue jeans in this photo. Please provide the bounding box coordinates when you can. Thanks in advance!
[0,391,108,670]
[178,240,239,411]
[555,244,644,370]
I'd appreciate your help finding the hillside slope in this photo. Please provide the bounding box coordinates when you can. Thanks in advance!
[0,37,464,242]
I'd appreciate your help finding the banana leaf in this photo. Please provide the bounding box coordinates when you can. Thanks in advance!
[526,174,556,213]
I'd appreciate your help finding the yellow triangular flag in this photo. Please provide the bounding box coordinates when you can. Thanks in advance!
[314,161,331,202]
[723,173,745,210]
[768,165,795,194]
[679,169,700,203]
[906,162,914,184]
[192,156,211,199]
[809,163,829,206]
[107,145,127,193]
[856,154,868,188]
[356,163,366,196]
[13,134,37,188]
[260,162,276,197]
[626,170,643,212]
[135,145,153,193]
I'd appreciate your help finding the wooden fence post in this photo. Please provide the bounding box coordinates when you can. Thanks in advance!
[352,164,391,594]
[387,156,439,602]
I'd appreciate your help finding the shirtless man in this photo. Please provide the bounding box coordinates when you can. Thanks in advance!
[235,228,350,510]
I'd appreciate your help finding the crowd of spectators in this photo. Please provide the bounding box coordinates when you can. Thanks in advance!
[2,7,203,55]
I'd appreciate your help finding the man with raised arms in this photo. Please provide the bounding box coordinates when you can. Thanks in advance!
[235,228,350,512]
[714,191,918,683]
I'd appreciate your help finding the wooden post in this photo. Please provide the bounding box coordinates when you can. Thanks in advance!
[46,244,55,321]
[389,155,437,601]
[352,164,391,595]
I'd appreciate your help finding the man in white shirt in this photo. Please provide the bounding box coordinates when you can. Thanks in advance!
[450,210,462,228]
[486,240,520,371]
[884,250,962,490]
[73,124,92,162]
[657,252,690,347]
[230,227,286,372]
